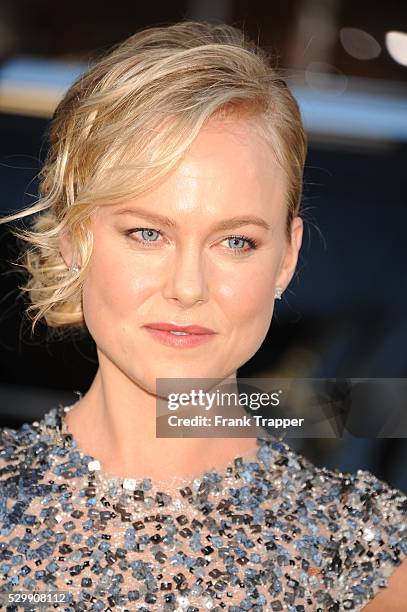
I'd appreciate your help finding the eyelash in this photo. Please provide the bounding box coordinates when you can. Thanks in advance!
[124,228,259,254]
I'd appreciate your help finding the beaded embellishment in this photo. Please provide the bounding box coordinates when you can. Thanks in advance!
[0,403,406,611]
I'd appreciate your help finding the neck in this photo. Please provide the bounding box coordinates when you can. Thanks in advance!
[63,352,259,480]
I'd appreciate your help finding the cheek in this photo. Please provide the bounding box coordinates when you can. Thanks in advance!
[217,265,276,323]
[215,264,276,369]
[81,244,155,326]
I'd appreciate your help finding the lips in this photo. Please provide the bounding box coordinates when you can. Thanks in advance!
[144,322,215,335]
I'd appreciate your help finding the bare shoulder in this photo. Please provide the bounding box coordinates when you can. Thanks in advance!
[362,556,407,611]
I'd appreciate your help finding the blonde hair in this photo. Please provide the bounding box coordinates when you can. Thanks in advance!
[0,20,307,337]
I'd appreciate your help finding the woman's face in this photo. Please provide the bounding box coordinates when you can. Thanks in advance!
[72,117,302,394]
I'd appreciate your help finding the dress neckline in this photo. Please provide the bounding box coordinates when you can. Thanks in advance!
[42,402,280,500]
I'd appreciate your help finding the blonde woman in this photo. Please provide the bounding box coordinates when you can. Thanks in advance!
[0,21,405,611]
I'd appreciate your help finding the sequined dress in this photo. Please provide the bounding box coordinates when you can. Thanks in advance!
[0,404,406,612]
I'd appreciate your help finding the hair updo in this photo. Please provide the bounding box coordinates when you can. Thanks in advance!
[0,20,307,335]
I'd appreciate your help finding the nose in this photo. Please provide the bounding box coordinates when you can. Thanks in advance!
[162,244,208,308]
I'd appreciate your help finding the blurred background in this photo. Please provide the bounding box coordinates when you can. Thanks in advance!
[0,1,406,490]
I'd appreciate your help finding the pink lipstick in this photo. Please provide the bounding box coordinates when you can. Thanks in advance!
[143,322,217,349]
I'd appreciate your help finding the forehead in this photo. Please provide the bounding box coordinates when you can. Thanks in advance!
[99,117,287,222]
[178,117,283,190]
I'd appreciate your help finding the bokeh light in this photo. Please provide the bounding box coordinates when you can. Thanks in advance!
[339,27,381,60]
[305,61,348,96]
[385,31,407,67]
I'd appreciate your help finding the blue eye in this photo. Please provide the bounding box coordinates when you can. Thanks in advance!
[126,228,162,243]
[139,229,160,241]
[225,235,258,254]
[228,237,247,249]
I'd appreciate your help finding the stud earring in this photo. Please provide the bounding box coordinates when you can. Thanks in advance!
[70,263,80,275]
[274,286,283,300]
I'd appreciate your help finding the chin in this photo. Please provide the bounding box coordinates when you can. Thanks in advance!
[141,363,230,395]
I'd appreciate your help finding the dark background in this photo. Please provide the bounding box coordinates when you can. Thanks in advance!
[0,1,406,491]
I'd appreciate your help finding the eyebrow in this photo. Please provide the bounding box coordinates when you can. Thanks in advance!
[113,207,271,231]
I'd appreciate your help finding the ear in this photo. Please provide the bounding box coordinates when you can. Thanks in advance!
[276,216,303,291]
[59,229,74,269]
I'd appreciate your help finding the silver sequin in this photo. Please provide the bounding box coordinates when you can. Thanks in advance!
[0,403,406,611]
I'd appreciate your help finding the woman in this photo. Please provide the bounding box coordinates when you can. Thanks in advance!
[0,21,405,611]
